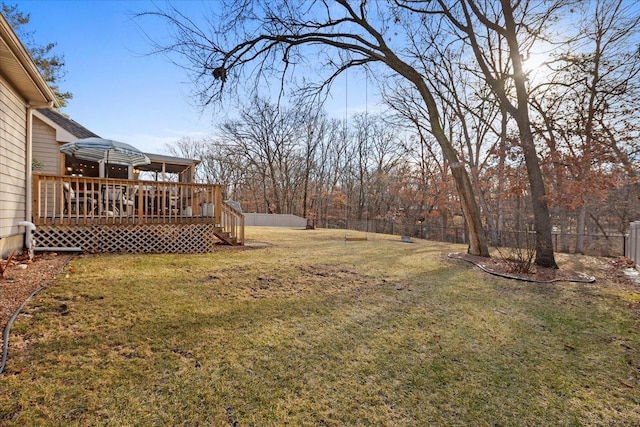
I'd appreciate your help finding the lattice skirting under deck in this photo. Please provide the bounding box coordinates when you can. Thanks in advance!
[34,224,223,253]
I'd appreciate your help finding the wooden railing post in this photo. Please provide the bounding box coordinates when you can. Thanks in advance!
[240,213,245,245]
[138,186,144,223]
[215,185,222,225]
[58,176,66,225]
[32,174,41,225]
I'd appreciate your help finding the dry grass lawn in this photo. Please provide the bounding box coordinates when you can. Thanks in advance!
[1,226,639,426]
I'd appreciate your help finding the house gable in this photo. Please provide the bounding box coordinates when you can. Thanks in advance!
[34,109,100,142]
[32,109,101,176]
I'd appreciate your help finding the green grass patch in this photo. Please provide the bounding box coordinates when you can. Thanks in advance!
[1,227,639,425]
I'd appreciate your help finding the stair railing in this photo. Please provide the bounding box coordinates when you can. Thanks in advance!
[221,201,245,245]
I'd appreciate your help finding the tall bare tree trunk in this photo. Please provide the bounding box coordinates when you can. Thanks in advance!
[501,0,558,268]
[414,79,489,257]
[515,122,558,267]
[382,51,490,257]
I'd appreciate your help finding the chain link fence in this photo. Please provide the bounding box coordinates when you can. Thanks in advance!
[316,218,626,257]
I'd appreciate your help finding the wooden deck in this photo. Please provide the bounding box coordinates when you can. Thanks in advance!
[32,174,244,252]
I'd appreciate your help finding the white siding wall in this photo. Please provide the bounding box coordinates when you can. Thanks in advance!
[32,116,60,174]
[626,221,640,269]
[0,74,28,256]
[32,117,61,219]
[243,213,307,227]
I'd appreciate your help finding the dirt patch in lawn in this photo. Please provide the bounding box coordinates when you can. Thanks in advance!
[1,243,270,333]
[1,252,74,333]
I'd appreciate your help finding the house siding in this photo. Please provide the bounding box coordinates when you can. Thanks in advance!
[33,115,60,174]
[0,74,28,257]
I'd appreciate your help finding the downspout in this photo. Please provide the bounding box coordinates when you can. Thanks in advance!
[21,102,52,258]
[17,221,35,259]
[26,105,35,226]
[22,105,36,258]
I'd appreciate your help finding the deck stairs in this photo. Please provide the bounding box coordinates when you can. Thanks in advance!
[214,229,238,245]
[215,201,244,245]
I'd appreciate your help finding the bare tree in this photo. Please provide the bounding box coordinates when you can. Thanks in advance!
[531,0,640,250]
[299,107,327,219]
[218,97,305,214]
[425,0,564,268]
[416,41,506,243]
[164,136,242,195]
[346,112,405,222]
[383,85,457,232]
[139,0,490,257]
[312,118,352,224]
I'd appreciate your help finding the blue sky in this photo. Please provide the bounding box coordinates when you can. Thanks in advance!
[15,1,222,154]
[14,0,372,155]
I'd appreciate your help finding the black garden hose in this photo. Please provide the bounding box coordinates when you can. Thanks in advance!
[1,256,74,374]
[447,252,596,284]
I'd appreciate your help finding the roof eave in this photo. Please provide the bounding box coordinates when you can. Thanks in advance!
[0,13,59,108]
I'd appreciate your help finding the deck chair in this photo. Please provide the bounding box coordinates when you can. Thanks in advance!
[63,182,96,214]
[102,184,135,216]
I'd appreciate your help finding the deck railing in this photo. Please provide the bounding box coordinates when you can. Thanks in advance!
[33,174,224,226]
[31,174,245,248]
[31,174,244,245]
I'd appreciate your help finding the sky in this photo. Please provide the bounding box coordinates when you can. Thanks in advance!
[13,1,215,154]
[14,0,368,155]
